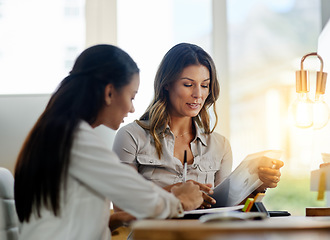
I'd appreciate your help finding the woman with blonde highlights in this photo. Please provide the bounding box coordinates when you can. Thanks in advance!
[113,43,283,220]
[138,42,220,159]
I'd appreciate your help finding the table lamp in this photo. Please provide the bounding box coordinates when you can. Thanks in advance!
[290,52,329,129]
[292,53,330,215]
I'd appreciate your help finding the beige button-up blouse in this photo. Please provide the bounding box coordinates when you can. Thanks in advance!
[113,121,233,188]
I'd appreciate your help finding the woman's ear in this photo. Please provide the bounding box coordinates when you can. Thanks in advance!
[164,84,169,91]
[104,84,113,105]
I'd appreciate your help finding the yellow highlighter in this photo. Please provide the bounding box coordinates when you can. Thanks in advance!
[317,172,326,201]
[242,198,255,212]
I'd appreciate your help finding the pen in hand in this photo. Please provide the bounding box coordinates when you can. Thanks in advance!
[183,150,187,183]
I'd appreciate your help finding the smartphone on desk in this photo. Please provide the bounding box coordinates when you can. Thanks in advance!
[268,211,291,217]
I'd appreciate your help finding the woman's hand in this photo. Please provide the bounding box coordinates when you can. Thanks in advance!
[170,181,203,211]
[164,180,216,208]
[258,157,284,189]
[187,180,215,208]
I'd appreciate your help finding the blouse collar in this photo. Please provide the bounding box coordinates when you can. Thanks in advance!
[164,120,208,146]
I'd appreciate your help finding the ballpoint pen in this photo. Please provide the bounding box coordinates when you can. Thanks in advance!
[183,150,187,183]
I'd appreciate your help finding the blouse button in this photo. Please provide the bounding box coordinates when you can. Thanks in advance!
[149,160,153,163]
[178,173,183,178]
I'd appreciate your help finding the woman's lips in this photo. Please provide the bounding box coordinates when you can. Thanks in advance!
[187,103,200,109]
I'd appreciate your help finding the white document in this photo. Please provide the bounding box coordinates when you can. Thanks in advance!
[211,150,283,208]
[184,205,244,215]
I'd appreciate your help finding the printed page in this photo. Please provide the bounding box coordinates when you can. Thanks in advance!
[211,150,283,207]
[184,205,244,215]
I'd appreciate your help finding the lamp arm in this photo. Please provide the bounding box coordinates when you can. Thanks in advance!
[300,52,324,72]
[297,52,327,95]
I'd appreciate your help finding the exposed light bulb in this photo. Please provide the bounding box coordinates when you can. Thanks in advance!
[291,53,328,129]
[313,93,330,129]
[290,92,313,128]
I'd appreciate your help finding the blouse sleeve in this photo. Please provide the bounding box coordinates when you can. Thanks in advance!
[69,122,183,219]
[214,135,233,187]
[112,122,150,169]
[112,123,140,168]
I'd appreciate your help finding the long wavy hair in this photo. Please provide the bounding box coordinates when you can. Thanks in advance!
[137,43,220,158]
[14,44,139,222]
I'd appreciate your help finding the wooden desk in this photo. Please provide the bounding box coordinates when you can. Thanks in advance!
[131,217,330,240]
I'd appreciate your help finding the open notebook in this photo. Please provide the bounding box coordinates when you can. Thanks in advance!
[210,150,283,208]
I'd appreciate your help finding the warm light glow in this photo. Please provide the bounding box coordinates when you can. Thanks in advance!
[291,52,329,130]
[290,92,313,128]
[313,94,330,129]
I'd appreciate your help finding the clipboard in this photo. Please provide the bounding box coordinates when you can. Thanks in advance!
[210,150,283,208]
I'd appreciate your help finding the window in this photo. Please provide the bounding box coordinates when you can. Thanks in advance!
[227,0,322,169]
[227,0,326,214]
[117,0,212,124]
[0,0,85,94]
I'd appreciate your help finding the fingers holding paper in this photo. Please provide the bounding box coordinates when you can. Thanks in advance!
[258,170,281,188]
[258,157,284,189]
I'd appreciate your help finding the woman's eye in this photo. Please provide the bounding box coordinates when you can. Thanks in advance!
[184,84,192,87]
[202,84,209,88]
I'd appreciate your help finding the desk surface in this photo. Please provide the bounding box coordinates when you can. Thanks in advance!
[132,217,330,240]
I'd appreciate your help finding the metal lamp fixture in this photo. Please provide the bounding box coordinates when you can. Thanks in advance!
[291,52,329,129]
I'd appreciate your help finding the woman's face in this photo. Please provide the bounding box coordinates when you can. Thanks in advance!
[167,64,210,118]
[97,73,140,130]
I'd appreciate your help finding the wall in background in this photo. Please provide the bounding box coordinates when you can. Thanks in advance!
[0,0,117,174]
[0,94,116,174]
[0,95,50,173]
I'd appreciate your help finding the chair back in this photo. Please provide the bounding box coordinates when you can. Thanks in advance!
[0,167,19,240]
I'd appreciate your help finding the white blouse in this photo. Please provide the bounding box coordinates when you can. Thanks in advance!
[19,121,183,240]
[113,120,233,189]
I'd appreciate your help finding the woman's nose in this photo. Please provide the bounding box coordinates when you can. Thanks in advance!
[130,104,135,113]
[192,86,202,98]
